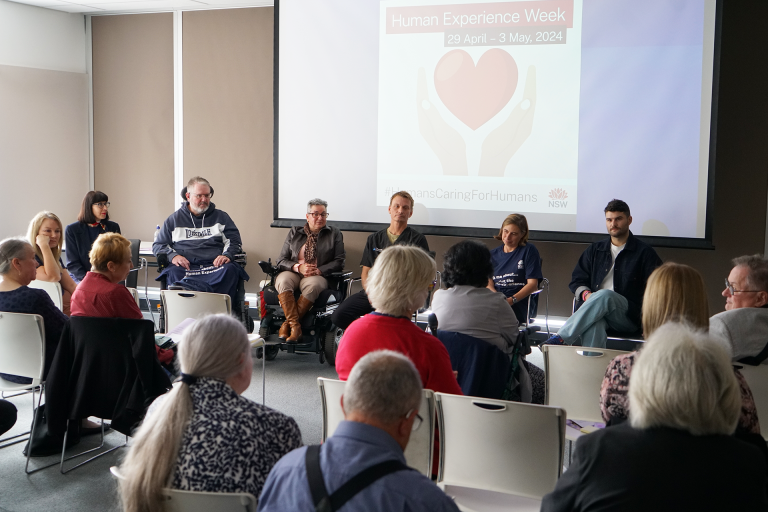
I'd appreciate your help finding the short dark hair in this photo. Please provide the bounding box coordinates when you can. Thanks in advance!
[78,190,110,224]
[604,199,630,216]
[442,240,493,289]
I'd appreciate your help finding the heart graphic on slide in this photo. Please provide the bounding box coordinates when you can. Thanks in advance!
[434,49,518,131]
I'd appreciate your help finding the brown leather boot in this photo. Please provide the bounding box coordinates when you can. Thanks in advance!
[296,296,314,322]
[278,291,299,341]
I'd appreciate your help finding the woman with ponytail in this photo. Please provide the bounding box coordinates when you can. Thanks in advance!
[118,314,301,511]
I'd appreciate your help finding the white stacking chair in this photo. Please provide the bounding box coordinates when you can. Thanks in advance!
[160,290,231,333]
[317,378,436,476]
[435,393,565,501]
[126,287,141,308]
[110,466,257,512]
[738,364,768,441]
[542,345,630,424]
[0,313,46,463]
[28,280,63,311]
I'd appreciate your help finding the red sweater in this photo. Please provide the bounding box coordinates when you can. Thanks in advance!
[336,313,463,396]
[71,272,173,364]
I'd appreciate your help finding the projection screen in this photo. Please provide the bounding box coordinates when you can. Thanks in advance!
[274,0,720,247]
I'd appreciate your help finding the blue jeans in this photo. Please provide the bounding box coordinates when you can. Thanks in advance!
[558,290,638,348]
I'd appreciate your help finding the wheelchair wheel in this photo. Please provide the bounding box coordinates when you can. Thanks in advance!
[264,345,279,361]
[323,327,342,367]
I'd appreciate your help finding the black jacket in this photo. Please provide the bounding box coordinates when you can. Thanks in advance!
[45,317,171,436]
[569,231,661,326]
[64,220,121,281]
[541,423,768,512]
[277,225,345,276]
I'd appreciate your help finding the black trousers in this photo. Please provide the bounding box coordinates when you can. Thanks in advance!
[331,290,374,330]
[0,399,17,436]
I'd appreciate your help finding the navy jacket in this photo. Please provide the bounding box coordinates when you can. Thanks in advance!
[569,231,662,326]
[153,202,242,264]
[65,220,121,281]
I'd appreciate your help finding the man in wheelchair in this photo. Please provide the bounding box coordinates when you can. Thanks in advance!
[152,176,249,305]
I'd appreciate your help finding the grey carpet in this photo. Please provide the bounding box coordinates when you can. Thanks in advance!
[0,347,338,512]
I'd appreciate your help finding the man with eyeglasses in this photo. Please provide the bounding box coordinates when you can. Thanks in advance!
[258,350,460,512]
[710,255,768,364]
[332,190,429,331]
[153,176,247,301]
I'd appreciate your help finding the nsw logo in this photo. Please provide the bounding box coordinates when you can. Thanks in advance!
[548,188,568,208]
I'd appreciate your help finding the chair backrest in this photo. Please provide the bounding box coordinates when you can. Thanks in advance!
[737,365,768,440]
[542,345,630,423]
[161,290,231,333]
[0,312,45,390]
[126,287,141,307]
[435,330,510,399]
[110,466,257,512]
[435,393,565,499]
[126,239,141,288]
[27,280,63,311]
[317,378,436,477]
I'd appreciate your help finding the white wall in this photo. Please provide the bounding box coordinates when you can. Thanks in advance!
[0,0,86,72]
[0,0,90,241]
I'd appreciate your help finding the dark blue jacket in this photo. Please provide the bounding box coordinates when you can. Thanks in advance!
[65,220,121,282]
[569,231,662,326]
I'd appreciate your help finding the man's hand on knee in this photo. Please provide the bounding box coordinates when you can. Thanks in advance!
[172,255,191,269]
[213,255,231,267]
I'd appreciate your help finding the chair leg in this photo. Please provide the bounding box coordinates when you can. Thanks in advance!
[59,419,127,474]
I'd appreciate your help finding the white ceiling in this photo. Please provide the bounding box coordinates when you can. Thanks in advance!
[8,0,272,15]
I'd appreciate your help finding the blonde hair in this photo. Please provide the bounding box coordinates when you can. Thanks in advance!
[629,322,740,435]
[118,315,249,512]
[90,233,131,272]
[641,262,708,337]
[493,214,529,246]
[27,211,64,266]
[366,245,435,317]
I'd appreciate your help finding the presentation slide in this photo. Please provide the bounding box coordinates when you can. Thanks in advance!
[277,0,717,243]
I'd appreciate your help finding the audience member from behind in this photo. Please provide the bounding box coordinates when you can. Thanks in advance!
[331,190,430,330]
[70,233,173,367]
[0,238,67,384]
[431,240,543,403]
[600,262,761,435]
[65,190,121,283]
[544,200,662,347]
[258,350,460,512]
[275,198,345,342]
[118,314,301,512]
[27,211,77,316]
[335,245,462,395]
[487,214,543,324]
[542,323,768,512]
[710,255,768,364]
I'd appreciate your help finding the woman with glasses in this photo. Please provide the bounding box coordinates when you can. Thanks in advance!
[27,211,78,316]
[274,198,345,342]
[65,191,121,284]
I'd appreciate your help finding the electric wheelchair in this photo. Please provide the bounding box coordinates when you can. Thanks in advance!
[154,185,254,333]
[257,259,352,366]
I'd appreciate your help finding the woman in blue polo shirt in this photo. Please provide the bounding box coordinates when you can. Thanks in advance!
[489,213,542,324]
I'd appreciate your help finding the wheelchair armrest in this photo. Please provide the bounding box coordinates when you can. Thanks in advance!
[328,271,353,280]
[233,252,246,266]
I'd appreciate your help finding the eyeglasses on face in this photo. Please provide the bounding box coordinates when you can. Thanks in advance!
[724,278,761,295]
[94,202,110,209]
[308,212,329,218]
[404,408,423,432]
[190,193,211,200]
